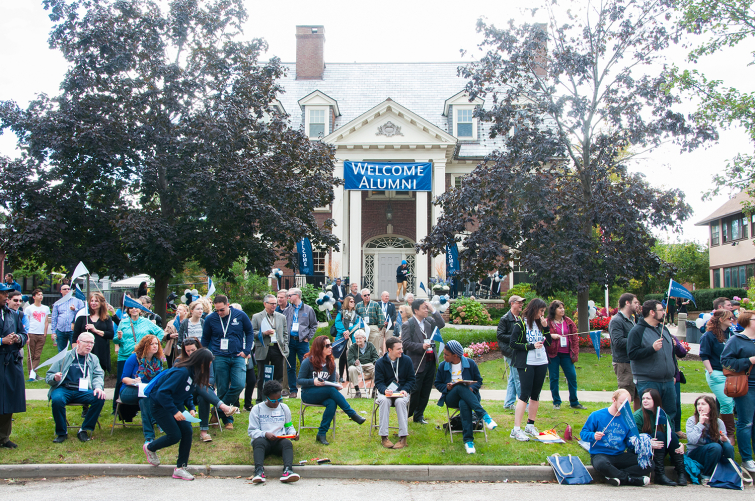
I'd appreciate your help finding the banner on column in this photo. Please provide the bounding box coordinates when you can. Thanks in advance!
[344,161,432,191]
[297,238,314,275]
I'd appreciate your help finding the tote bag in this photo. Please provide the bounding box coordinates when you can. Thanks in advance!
[547,454,593,485]
[709,458,753,490]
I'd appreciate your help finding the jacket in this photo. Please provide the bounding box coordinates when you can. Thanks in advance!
[545,316,579,362]
[45,349,105,399]
[335,309,358,343]
[0,305,28,414]
[721,332,755,387]
[378,301,397,326]
[252,310,289,360]
[396,265,409,282]
[400,311,445,373]
[627,318,675,383]
[608,311,634,364]
[148,366,196,416]
[496,310,520,358]
[283,302,318,342]
[433,355,482,407]
[374,353,415,395]
[331,284,346,302]
[347,342,379,367]
[509,317,552,369]
[201,306,254,357]
[114,316,165,361]
[178,317,204,347]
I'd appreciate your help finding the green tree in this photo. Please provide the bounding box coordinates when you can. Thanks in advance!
[652,241,710,288]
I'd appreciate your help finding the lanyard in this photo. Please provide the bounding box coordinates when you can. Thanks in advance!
[220,311,232,338]
[391,357,400,381]
[414,316,426,336]
[293,304,301,324]
[76,354,89,380]
[382,302,388,314]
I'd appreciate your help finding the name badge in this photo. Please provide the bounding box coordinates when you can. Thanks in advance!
[79,377,90,391]
[560,336,567,347]
[220,338,229,350]
[387,381,399,392]
[292,322,300,332]
[363,316,370,326]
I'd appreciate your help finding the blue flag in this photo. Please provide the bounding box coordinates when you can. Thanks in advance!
[74,284,86,301]
[589,330,602,360]
[619,398,640,439]
[297,238,314,275]
[656,407,673,446]
[667,279,696,307]
[446,242,459,275]
[431,326,444,352]
[419,282,427,295]
[123,294,155,316]
[332,336,348,360]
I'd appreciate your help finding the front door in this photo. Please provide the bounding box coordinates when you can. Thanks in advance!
[378,253,402,299]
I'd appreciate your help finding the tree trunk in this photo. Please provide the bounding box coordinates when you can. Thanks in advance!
[577,288,589,335]
[154,275,169,324]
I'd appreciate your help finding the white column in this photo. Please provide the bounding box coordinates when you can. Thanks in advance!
[349,190,362,288]
[416,190,429,298]
[432,159,447,280]
[331,162,345,279]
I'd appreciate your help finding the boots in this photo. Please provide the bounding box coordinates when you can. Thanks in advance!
[669,450,689,486]
[392,436,407,449]
[653,450,677,486]
[721,414,736,446]
[381,436,394,448]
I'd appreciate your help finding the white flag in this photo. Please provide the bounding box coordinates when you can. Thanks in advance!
[70,261,90,281]
[206,277,216,298]
[35,342,71,370]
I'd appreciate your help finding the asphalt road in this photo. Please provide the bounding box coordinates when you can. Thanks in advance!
[0,476,747,500]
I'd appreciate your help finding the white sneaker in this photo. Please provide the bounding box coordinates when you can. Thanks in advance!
[742,460,755,473]
[143,442,160,466]
[524,424,539,436]
[172,467,194,481]
[510,428,530,441]
[464,441,476,454]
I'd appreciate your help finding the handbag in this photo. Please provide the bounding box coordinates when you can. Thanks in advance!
[547,454,593,485]
[723,364,752,398]
[709,457,753,490]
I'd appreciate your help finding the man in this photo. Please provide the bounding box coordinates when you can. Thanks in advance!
[580,389,651,486]
[608,293,641,411]
[7,291,28,333]
[496,295,524,410]
[379,291,397,342]
[0,283,27,449]
[139,295,162,328]
[253,294,289,405]
[45,332,106,443]
[50,283,85,352]
[24,288,50,381]
[331,279,346,312]
[700,297,736,334]
[401,298,445,424]
[396,260,409,302]
[4,273,21,292]
[374,336,415,449]
[346,282,360,302]
[201,295,254,429]
[355,288,385,355]
[283,288,318,399]
[627,300,678,427]
[275,289,289,313]
[347,330,379,398]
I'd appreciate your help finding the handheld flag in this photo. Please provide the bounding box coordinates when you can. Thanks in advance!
[70,261,90,281]
[206,277,216,298]
[431,326,445,352]
[123,295,155,316]
[332,336,348,360]
[589,330,602,360]
[74,284,86,302]
[656,407,672,446]
[667,279,696,307]
[35,342,71,370]
[54,290,75,306]
[619,398,640,439]
[419,282,427,295]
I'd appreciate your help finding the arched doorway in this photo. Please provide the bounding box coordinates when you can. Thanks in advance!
[363,236,416,300]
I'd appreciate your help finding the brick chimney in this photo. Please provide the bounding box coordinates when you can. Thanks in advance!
[296,25,325,80]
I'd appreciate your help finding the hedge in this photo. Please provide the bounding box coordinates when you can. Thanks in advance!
[241,300,265,317]
[644,287,747,311]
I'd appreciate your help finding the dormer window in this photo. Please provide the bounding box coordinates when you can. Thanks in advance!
[309,109,326,138]
[443,90,484,142]
[298,90,340,140]
[457,108,474,138]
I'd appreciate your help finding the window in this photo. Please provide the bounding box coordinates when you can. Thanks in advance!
[512,257,533,286]
[722,214,749,243]
[723,265,748,288]
[743,216,749,239]
[312,251,326,274]
[457,108,474,138]
[454,176,464,190]
[711,223,719,246]
[713,269,720,289]
[725,268,731,287]
[309,109,325,138]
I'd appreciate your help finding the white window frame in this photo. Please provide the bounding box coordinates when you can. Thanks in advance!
[455,107,476,139]
[306,106,329,139]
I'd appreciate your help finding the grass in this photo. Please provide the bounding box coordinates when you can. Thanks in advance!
[4,400,729,466]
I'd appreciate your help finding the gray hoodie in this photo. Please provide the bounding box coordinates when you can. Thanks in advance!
[627,318,675,382]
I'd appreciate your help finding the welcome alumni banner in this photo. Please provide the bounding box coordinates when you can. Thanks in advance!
[344,161,432,191]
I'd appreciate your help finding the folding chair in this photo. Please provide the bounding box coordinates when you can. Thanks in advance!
[111,398,142,435]
[445,404,488,443]
[299,402,336,439]
[369,386,399,438]
[346,367,375,398]
[66,402,103,437]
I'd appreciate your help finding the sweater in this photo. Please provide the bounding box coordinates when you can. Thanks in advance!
[147,366,196,416]
[347,342,379,367]
[720,332,755,387]
[627,318,675,382]
[178,317,204,347]
[114,316,165,361]
[685,416,728,452]
[297,357,336,388]
[699,331,728,372]
[580,407,635,456]
[374,353,415,394]
[247,402,296,440]
[608,311,634,364]
[121,353,163,383]
[200,307,254,357]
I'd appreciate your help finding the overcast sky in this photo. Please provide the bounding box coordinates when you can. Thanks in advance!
[2,0,753,245]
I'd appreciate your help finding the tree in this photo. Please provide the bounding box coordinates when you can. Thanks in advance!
[0,0,339,319]
[418,0,715,333]
[653,241,710,288]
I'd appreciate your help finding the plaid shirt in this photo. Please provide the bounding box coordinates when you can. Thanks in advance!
[355,300,385,327]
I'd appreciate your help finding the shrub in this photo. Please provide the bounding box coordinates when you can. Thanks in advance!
[578,335,612,349]
[443,328,498,346]
[590,316,611,331]
[486,306,508,320]
[300,283,328,322]
[503,283,537,304]
[450,297,494,325]
[240,300,265,317]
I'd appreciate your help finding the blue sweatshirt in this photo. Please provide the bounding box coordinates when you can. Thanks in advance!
[580,408,635,456]
[201,307,254,357]
[148,367,196,416]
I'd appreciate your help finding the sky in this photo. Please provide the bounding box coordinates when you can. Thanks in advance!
[1,0,753,245]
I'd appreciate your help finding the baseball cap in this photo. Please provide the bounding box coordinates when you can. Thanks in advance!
[509,295,525,304]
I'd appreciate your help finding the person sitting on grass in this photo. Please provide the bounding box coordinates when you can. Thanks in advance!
[686,394,735,483]
[119,334,164,445]
[347,329,379,398]
[374,336,415,449]
[580,389,651,487]
[248,380,301,484]
[434,340,497,454]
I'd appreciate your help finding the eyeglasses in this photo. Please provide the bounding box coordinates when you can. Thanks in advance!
[78,341,94,345]
[266,396,284,403]
[265,302,276,305]
[61,288,70,291]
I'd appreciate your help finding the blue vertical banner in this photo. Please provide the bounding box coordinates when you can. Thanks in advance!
[297,237,314,275]
[446,242,459,275]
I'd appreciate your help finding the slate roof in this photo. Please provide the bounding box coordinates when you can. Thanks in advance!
[276,62,505,158]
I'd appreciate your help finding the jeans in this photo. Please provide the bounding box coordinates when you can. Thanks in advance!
[548,353,580,406]
[148,401,193,468]
[590,452,651,483]
[444,384,486,443]
[733,388,755,461]
[636,380,677,430]
[55,330,73,352]
[50,386,106,436]
[119,385,156,441]
[688,441,736,476]
[706,370,735,414]
[504,357,520,407]
[286,337,310,393]
[301,386,358,436]
[213,355,246,424]
[674,380,682,432]
[252,437,294,469]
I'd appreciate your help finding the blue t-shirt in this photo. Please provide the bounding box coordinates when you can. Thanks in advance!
[580,408,634,456]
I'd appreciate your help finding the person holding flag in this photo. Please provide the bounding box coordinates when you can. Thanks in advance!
[334,296,358,380]
[632,388,688,486]
[252,294,289,406]
[580,389,651,486]
[50,283,85,352]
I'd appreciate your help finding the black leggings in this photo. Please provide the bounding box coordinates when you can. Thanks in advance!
[517,364,548,402]
[252,437,294,469]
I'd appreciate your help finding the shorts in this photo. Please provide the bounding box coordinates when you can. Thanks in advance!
[612,362,637,398]
[517,364,548,402]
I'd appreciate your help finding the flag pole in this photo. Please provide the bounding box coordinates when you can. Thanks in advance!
[660,279,672,339]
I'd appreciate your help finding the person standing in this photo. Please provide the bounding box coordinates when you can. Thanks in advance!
[331,278,346,312]
[355,288,385,355]
[396,261,409,302]
[177,301,205,347]
[24,288,50,381]
[700,310,737,442]
[379,291,396,349]
[201,295,254,429]
[4,273,21,292]
[72,292,114,375]
[50,283,85,352]
[546,300,585,410]
[609,293,641,411]
[401,298,445,424]
[497,295,524,410]
[374,336,415,449]
[346,282,360,303]
[283,288,318,399]
[253,294,289,405]
[334,296,358,380]
[275,289,289,313]
[0,283,27,449]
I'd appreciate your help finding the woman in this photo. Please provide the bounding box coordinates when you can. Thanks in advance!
[139,296,162,328]
[509,298,560,442]
[72,292,114,375]
[334,296,358,380]
[700,309,736,442]
[143,347,214,480]
[297,335,366,445]
[545,300,585,410]
[633,388,687,486]
[248,380,301,483]
[686,395,736,481]
[137,281,149,299]
[178,301,205,347]
[180,339,237,442]
[172,304,189,332]
[113,303,164,414]
[721,310,755,474]
[120,335,164,444]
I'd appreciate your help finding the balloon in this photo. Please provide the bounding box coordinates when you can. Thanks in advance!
[587,300,597,320]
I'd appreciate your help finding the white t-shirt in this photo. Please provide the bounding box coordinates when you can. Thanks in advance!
[24,304,51,334]
[525,322,548,366]
[450,362,463,382]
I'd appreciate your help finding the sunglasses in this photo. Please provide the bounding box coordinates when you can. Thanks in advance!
[266,396,284,403]
[324,344,332,348]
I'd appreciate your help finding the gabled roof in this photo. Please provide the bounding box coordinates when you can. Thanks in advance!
[297,90,341,117]
[443,90,484,116]
[695,187,754,226]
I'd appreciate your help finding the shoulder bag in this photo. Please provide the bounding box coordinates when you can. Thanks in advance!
[723,364,752,398]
